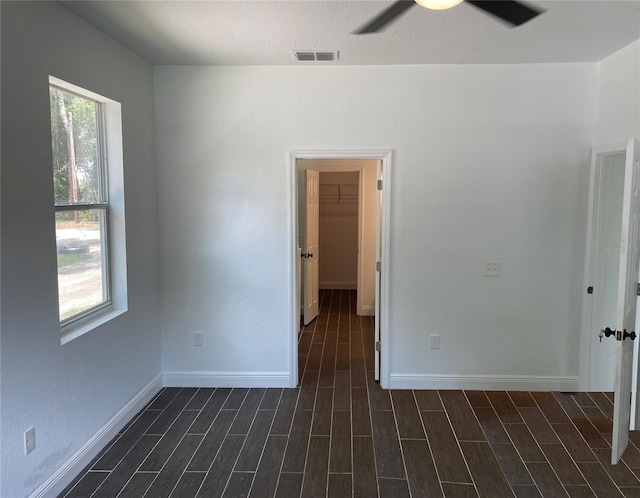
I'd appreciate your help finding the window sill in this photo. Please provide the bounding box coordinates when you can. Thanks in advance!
[61,308,126,345]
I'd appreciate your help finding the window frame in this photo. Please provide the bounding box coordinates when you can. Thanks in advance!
[50,76,128,344]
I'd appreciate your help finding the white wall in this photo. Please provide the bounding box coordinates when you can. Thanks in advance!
[155,63,595,387]
[1,3,161,496]
[319,171,360,290]
[593,40,640,146]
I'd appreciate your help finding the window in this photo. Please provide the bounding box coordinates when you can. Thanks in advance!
[49,77,127,341]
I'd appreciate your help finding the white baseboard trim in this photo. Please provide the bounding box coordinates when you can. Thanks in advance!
[389,374,580,391]
[162,371,291,388]
[29,373,163,498]
[359,305,375,316]
[319,281,356,290]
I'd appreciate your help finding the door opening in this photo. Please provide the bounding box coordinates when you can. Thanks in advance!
[580,138,640,464]
[581,147,627,393]
[289,150,392,388]
[317,171,360,296]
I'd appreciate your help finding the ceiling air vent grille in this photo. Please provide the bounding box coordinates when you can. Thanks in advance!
[291,51,339,62]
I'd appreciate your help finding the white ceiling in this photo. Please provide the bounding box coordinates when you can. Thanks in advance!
[61,0,640,65]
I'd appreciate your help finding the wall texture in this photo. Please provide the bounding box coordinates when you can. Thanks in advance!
[1,3,161,496]
[154,63,596,387]
[593,40,640,146]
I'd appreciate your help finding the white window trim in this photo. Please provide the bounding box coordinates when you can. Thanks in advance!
[50,76,128,345]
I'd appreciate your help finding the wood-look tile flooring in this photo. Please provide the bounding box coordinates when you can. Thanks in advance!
[61,289,640,497]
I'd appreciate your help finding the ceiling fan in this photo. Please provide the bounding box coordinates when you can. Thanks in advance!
[354,0,545,34]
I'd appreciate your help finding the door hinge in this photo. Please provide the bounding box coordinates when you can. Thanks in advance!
[375,341,381,352]
[637,283,640,296]
[376,261,381,272]
[377,179,383,191]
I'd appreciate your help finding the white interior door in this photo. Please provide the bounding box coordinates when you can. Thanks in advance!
[374,162,382,381]
[612,138,640,464]
[304,170,319,325]
[581,148,626,392]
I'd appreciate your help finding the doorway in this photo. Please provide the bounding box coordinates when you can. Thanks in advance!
[580,139,640,457]
[318,171,361,296]
[298,163,375,322]
[288,150,392,388]
[580,146,628,393]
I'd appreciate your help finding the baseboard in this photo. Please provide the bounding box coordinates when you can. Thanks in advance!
[319,281,356,290]
[162,371,291,388]
[30,374,163,498]
[359,304,374,316]
[389,374,580,391]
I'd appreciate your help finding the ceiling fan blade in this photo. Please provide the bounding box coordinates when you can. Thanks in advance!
[465,0,544,26]
[353,0,417,34]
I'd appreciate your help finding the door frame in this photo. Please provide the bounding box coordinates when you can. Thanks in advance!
[579,141,631,391]
[288,149,393,388]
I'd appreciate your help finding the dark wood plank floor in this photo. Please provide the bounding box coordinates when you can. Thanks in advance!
[60,289,640,497]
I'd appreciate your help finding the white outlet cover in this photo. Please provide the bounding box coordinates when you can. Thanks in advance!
[429,334,440,349]
[193,331,204,346]
[484,261,501,276]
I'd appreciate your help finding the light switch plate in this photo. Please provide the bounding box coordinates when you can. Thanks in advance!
[24,427,35,455]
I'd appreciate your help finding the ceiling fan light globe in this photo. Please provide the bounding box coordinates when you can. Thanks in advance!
[415,0,463,10]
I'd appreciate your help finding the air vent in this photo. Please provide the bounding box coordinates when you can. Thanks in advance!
[291,51,339,62]
[316,52,336,61]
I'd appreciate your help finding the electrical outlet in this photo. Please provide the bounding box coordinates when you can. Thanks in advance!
[24,427,35,455]
[429,334,440,350]
[484,261,501,276]
[193,331,204,346]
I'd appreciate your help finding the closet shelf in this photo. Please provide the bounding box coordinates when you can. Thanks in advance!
[320,183,358,204]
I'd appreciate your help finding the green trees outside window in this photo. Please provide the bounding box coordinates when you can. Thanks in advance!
[50,85,110,324]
